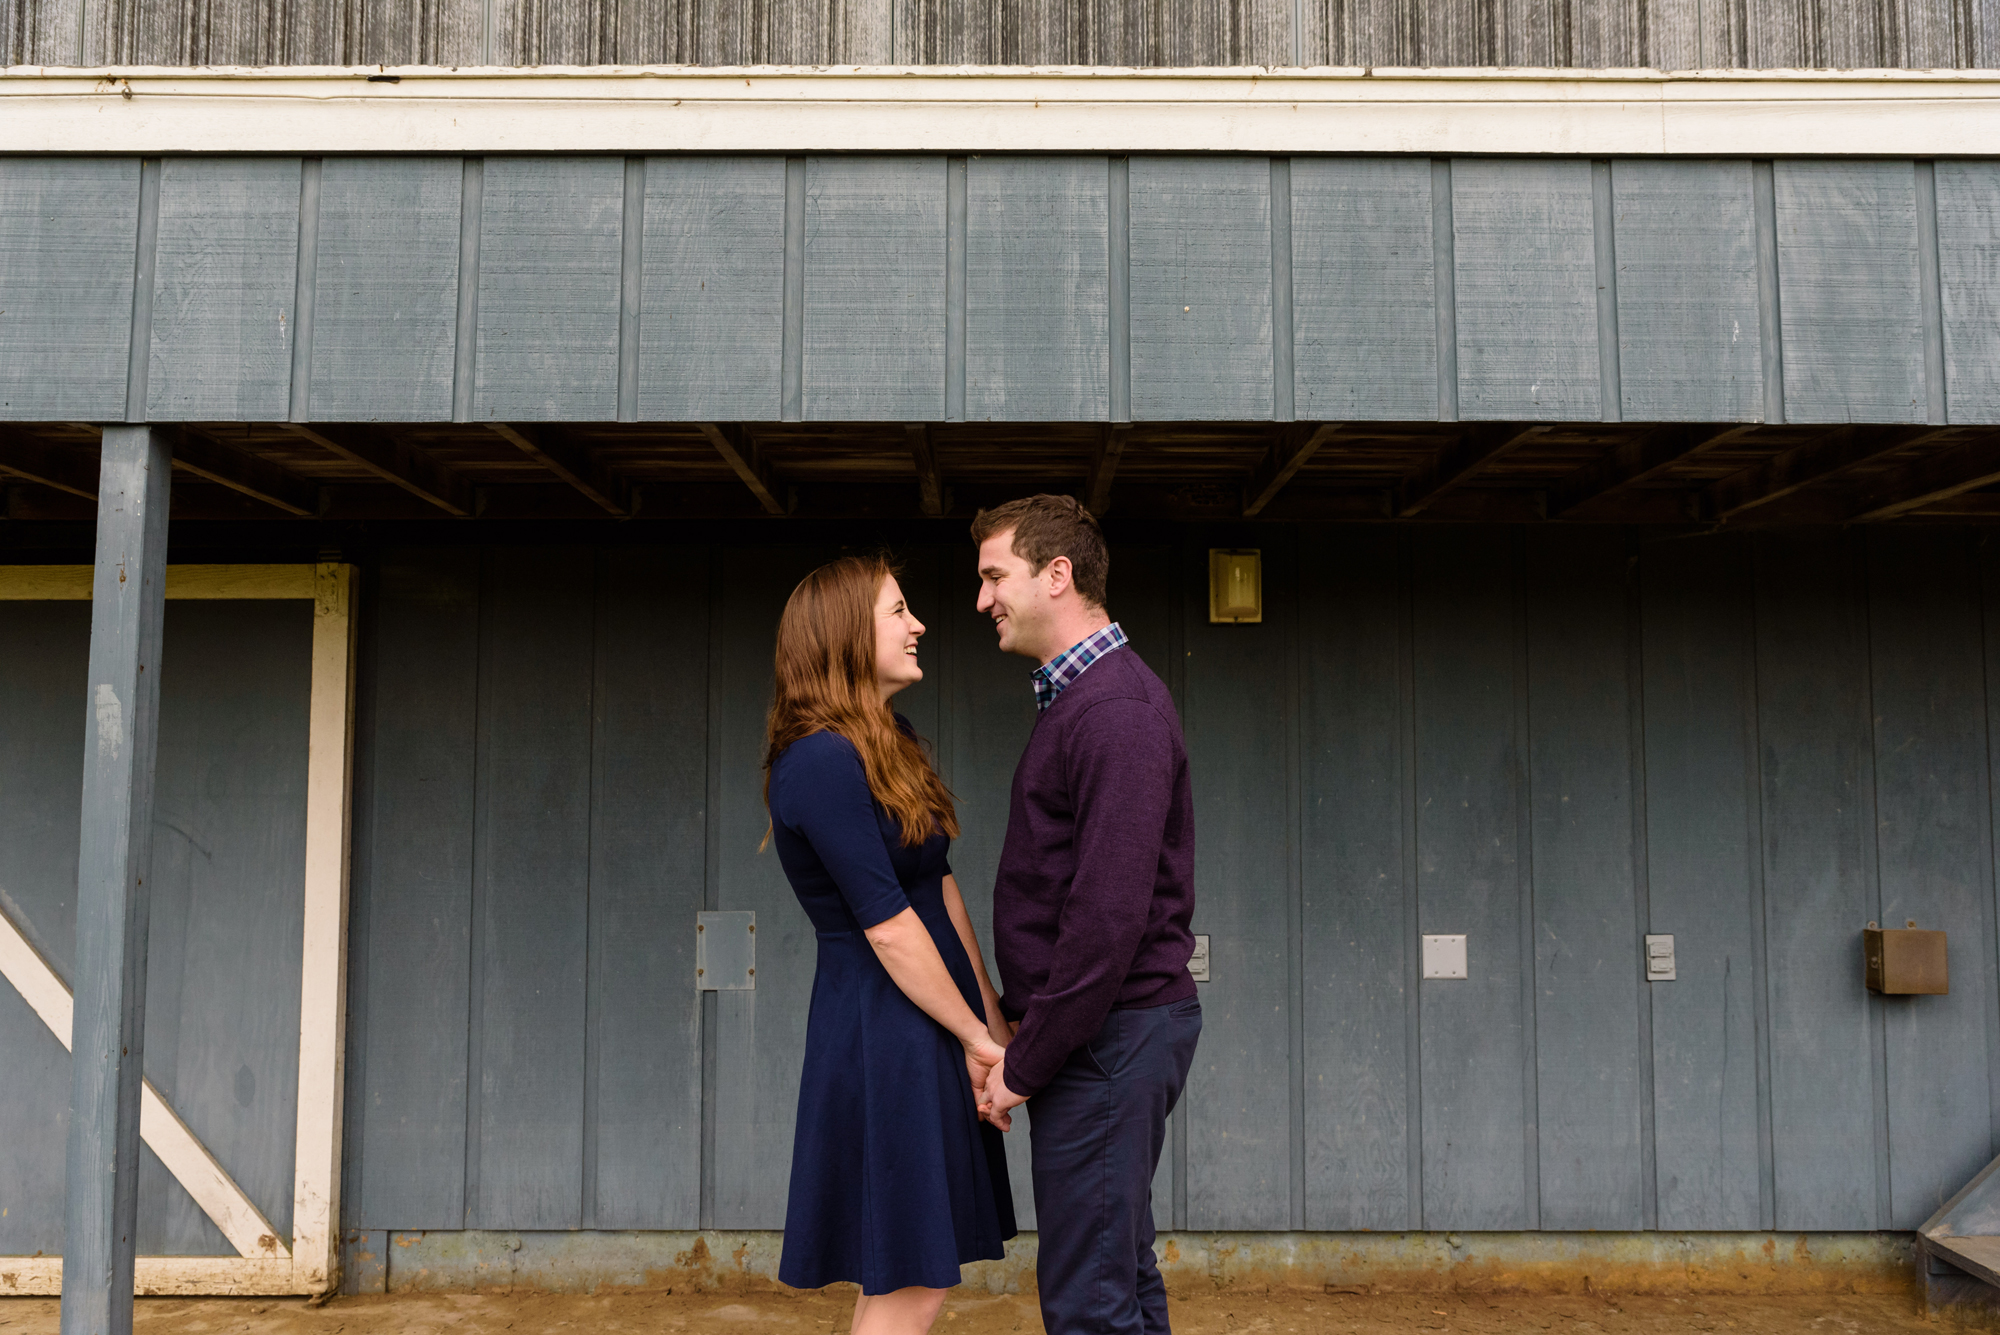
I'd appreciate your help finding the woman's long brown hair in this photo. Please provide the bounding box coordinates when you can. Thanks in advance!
[763,554,959,847]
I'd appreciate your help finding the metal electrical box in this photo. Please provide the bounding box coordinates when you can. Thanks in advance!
[697,911,756,990]
[1865,921,1948,995]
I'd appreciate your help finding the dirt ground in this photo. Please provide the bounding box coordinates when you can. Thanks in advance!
[0,1286,1978,1334]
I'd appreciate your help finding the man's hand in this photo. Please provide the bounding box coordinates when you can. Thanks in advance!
[966,1049,996,1118]
[982,1054,1029,1132]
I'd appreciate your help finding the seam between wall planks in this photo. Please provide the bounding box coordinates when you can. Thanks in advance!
[1855,531,1894,1232]
[698,552,724,1230]
[1981,537,2000,1162]
[580,552,606,1227]
[1285,536,1306,1229]
[1270,158,1295,425]
[124,158,161,423]
[1513,530,1541,1229]
[1914,161,1947,426]
[1431,160,1458,424]
[1592,161,1623,424]
[1399,530,1424,1230]
[1626,529,1658,1230]
[1167,547,1188,1231]
[781,159,805,424]
[461,547,490,1228]
[1752,161,1785,425]
[288,159,321,423]
[945,157,967,423]
[617,158,645,425]
[452,158,484,424]
[1744,534,1778,1231]
[1108,157,1131,425]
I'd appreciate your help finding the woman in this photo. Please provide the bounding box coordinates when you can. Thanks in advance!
[764,554,1016,1335]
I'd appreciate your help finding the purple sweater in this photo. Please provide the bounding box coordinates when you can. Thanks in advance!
[993,646,1197,1097]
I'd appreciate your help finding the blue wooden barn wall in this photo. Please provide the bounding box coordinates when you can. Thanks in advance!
[0,600,313,1257]
[322,528,2000,1240]
[2,155,1997,428]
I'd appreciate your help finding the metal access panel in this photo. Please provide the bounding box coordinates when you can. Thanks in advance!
[697,911,756,990]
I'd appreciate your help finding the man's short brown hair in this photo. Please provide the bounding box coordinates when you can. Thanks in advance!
[970,494,1110,610]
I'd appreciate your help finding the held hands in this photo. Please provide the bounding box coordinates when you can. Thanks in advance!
[963,1033,1007,1125]
[980,1054,1030,1132]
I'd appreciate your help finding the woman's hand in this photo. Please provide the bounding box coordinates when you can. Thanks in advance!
[964,1033,1005,1122]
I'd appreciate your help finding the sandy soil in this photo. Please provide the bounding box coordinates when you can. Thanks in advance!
[0,1287,1970,1335]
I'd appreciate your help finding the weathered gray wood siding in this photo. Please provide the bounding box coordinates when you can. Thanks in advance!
[3,0,1992,68]
[5,529,2000,1247]
[0,600,311,1256]
[6,153,1994,430]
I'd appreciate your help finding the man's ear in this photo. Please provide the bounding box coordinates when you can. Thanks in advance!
[1044,555,1074,599]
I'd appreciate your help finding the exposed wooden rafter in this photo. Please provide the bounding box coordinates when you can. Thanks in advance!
[1703,424,1952,522]
[485,422,628,516]
[697,422,788,515]
[174,429,318,516]
[0,427,100,499]
[1548,423,1757,519]
[906,425,946,518]
[1397,423,1550,517]
[281,423,470,516]
[1085,425,1129,517]
[1847,432,2000,522]
[1244,423,1342,517]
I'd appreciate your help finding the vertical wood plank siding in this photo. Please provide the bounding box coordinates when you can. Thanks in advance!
[1451,159,1602,421]
[638,157,788,422]
[1774,162,1928,425]
[5,0,1990,65]
[5,153,2000,428]
[145,158,303,423]
[1610,160,1764,423]
[1129,156,1274,422]
[473,158,627,423]
[308,157,463,422]
[11,531,2000,1242]
[801,157,948,422]
[0,158,139,421]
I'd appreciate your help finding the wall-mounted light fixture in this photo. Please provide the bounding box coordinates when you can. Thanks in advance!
[1209,549,1262,624]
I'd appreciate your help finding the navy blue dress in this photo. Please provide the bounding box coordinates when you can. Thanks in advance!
[768,723,1016,1294]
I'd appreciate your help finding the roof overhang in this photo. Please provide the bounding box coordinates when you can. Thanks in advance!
[1,65,1997,156]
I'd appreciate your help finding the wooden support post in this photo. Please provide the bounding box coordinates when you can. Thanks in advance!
[906,425,946,518]
[1085,425,1129,517]
[60,425,173,1335]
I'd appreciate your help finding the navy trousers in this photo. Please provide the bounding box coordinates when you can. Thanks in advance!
[1028,996,1202,1335]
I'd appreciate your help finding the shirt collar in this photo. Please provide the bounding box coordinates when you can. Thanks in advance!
[1032,622,1127,712]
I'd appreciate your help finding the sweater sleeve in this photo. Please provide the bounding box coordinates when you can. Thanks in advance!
[1001,696,1176,1097]
[775,733,913,930]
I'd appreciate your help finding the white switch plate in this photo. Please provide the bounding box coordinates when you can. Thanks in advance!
[1422,934,1467,980]
[1645,933,1676,982]
[1189,934,1210,983]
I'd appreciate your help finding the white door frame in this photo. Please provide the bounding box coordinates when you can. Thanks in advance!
[0,563,357,1297]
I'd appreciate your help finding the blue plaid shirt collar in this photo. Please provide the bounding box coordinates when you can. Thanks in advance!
[1032,622,1128,712]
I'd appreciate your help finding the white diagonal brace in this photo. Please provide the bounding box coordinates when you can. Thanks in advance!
[0,904,287,1261]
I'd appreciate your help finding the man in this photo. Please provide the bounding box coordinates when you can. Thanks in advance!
[971,494,1200,1335]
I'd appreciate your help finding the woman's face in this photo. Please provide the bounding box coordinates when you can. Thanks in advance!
[873,574,926,701]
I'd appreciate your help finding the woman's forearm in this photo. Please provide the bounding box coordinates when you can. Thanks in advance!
[865,907,1000,1056]
[941,876,1012,1043]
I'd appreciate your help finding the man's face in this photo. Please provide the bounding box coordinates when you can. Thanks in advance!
[975,529,1051,660]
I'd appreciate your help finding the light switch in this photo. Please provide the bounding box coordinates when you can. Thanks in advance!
[1645,934,1675,982]
[1189,934,1210,983]
[1422,934,1467,980]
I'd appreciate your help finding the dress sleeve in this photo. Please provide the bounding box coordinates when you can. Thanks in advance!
[774,732,913,930]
